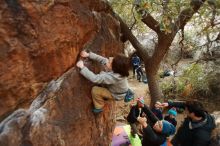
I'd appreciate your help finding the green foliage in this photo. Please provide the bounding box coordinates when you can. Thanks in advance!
[160,80,174,96]
[180,63,210,95]
[160,63,211,97]
[181,1,220,44]
[109,0,219,37]
[109,0,150,33]
[160,78,185,97]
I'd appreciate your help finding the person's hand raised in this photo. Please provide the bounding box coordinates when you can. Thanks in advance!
[76,60,84,69]
[80,50,89,58]
[138,117,148,128]
[160,102,169,108]
[138,117,147,124]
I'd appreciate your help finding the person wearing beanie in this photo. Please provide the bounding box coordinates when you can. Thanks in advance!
[164,107,177,127]
[161,120,176,135]
[137,104,176,146]
[127,97,149,137]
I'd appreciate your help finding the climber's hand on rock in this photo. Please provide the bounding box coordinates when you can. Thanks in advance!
[76,60,84,69]
[80,50,89,58]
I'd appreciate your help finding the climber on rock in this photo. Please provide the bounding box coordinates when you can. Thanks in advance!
[76,50,130,113]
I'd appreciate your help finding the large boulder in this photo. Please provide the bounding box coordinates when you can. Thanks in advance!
[0,0,123,145]
[0,0,122,120]
[0,68,116,146]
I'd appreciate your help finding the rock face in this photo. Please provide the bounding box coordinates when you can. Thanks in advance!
[0,0,123,145]
[0,68,116,146]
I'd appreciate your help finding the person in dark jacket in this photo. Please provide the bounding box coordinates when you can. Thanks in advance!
[127,97,147,137]
[151,101,163,120]
[131,53,144,81]
[164,107,177,127]
[161,100,216,146]
[138,104,176,146]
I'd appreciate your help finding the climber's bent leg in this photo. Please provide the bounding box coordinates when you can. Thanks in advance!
[91,86,113,109]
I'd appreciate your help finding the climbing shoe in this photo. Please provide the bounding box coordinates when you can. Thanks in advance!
[92,108,103,113]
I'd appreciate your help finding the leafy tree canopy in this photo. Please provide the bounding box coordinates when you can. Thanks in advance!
[109,0,220,46]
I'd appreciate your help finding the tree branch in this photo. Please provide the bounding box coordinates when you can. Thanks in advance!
[112,13,150,59]
[174,0,206,33]
[141,13,161,34]
[162,0,169,14]
[130,5,137,30]
[171,29,184,67]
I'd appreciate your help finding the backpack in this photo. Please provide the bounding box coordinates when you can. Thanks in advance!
[124,89,134,102]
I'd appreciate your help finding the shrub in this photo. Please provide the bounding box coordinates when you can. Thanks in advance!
[160,63,211,98]
[180,63,210,96]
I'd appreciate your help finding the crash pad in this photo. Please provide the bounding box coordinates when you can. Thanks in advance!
[111,125,141,146]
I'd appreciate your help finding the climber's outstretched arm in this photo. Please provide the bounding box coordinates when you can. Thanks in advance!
[142,104,159,125]
[80,50,108,65]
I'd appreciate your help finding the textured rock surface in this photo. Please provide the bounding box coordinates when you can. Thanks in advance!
[0,68,116,146]
[0,0,123,145]
[0,0,122,120]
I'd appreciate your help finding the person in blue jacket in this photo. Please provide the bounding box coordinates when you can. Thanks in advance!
[131,53,144,82]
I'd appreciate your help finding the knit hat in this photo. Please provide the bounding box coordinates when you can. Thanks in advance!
[162,120,176,135]
[168,107,177,117]
[137,97,144,104]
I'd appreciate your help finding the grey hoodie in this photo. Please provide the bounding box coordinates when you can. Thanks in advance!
[80,52,128,100]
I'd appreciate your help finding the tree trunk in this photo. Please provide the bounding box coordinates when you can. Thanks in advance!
[145,65,163,108]
[144,35,173,108]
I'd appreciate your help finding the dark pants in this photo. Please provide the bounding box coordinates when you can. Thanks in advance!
[132,65,138,77]
[136,67,143,81]
[130,123,139,136]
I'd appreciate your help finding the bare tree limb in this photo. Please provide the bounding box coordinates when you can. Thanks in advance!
[172,28,184,67]
[141,13,161,34]
[132,0,161,33]
[199,22,220,35]
[210,5,216,27]
[130,4,137,30]
[112,12,150,59]
[162,0,169,14]
[174,0,206,33]
[198,32,220,48]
